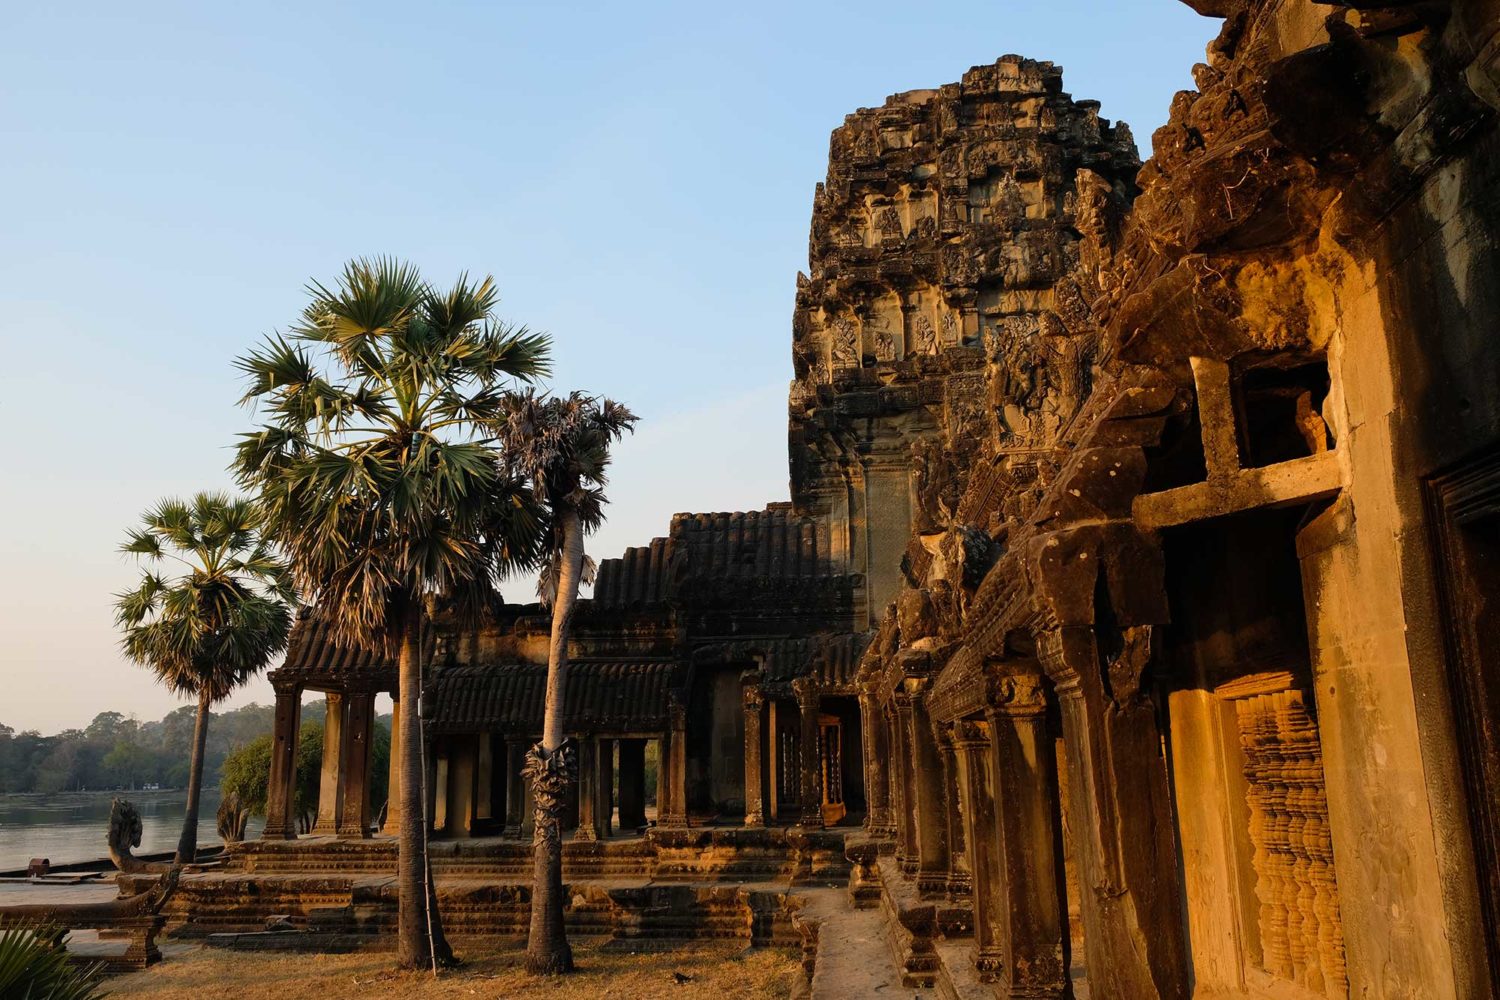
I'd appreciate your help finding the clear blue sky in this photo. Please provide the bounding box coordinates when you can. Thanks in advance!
[0,2,1219,734]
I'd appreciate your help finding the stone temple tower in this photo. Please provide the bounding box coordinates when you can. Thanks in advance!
[786,56,1138,626]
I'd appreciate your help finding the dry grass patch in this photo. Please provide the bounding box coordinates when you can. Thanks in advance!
[106,941,804,1000]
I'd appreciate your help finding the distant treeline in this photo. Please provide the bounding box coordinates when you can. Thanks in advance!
[0,703,333,794]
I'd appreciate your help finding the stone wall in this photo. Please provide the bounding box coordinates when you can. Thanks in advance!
[851,1,1500,996]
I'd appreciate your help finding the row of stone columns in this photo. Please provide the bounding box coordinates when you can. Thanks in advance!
[263,685,673,844]
[265,685,384,840]
[868,670,1072,995]
[867,634,1191,998]
[574,736,649,839]
[309,691,377,837]
[739,679,829,828]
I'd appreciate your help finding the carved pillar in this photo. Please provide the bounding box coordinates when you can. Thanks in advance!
[337,692,375,838]
[906,681,949,895]
[766,700,780,822]
[381,696,401,836]
[743,684,765,826]
[617,738,646,831]
[953,719,1004,978]
[661,694,688,826]
[311,692,347,836]
[859,686,893,834]
[890,696,918,870]
[477,732,495,821]
[1039,625,1189,1000]
[934,720,969,899]
[794,678,823,828]
[985,671,1070,998]
[576,736,599,841]
[262,684,302,840]
[596,737,614,838]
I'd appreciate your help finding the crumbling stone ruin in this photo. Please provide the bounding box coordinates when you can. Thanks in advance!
[160,1,1500,994]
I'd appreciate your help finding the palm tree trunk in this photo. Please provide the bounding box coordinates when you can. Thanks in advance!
[396,592,454,971]
[174,687,212,865]
[525,508,583,975]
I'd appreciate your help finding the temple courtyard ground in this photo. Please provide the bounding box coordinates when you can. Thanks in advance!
[105,941,807,999]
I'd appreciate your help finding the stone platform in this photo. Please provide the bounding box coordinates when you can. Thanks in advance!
[119,826,855,953]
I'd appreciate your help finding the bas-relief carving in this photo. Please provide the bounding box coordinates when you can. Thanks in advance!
[832,317,859,369]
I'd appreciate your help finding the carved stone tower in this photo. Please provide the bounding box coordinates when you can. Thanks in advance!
[786,56,1139,625]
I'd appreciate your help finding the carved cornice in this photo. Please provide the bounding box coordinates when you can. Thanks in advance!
[983,668,1049,718]
[951,719,991,750]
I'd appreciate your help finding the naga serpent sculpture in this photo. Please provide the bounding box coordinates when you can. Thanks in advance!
[106,798,176,873]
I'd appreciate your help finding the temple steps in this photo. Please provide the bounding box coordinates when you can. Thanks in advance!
[132,872,802,949]
[119,827,854,952]
[226,827,853,885]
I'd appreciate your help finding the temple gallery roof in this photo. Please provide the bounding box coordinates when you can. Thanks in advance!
[424,660,681,736]
[269,613,416,691]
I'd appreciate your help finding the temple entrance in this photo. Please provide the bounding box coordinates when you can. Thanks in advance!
[819,696,864,826]
[686,664,748,818]
[1428,447,1500,985]
[1161,503,1348,998]
[819,713,845,826]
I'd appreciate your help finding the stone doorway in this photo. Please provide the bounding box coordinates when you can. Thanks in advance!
[1160,504,1348,998]
[1427,446,1500,986]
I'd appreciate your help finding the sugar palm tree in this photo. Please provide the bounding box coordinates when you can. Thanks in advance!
[114,492,294,865]
[232,258,549,971]
[492,389,637,975]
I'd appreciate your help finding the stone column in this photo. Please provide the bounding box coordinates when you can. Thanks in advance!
[934,720,969,899]
[743,685,765,826]
[505,739,526,836]
[617,738,647,831]
[338,691,375,838]
[476,732,494,821]
[953,720,1003,979]
[794,678,823,829]
[906,683,949,895]
[766,700,780,822]
[311,692,347,836]
[661,695,689,826]
[859,687,892,834]
[597,737,614,838]
[576,736,599,841]
[262,684,303,839]
[889,698,917,870]
[1039,626,1189,1000]
[985,672,1069,998]
[381,696,401,836]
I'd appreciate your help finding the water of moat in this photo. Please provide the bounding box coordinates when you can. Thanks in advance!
[0,788,261,872]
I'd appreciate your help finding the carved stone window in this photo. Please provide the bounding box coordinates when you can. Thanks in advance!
[1219,672,1347,998]
[1232,358,1334,469]
[780,729,801,807]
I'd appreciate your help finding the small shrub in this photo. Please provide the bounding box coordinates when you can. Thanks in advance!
[0,923,107,1000]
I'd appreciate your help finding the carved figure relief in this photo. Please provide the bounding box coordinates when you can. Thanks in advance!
[876,206,904,242]
[911,314,937,356]
[875,329,896,362]
[941,311,959,347]
[832,318,860,368]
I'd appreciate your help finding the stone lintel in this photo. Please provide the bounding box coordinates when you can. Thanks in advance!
[1133,450,1341,530]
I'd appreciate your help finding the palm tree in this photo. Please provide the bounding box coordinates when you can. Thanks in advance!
[114,492,294,865]
[493,389,637,975]
[232,258,549,971]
